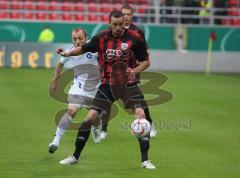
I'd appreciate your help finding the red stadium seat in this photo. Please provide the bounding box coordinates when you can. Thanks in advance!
[49,13,59,20]
[9,11,21,19]
[115,0,124,3]
[23,2,35,10]
[137,5,147,13]
[228,0,238,6]
[113,3,122,10]
[88,3,98,12]
[88,14,98,22]
[75,3,85,11]
[75,14,85,21]
[101,15,109,22]
[48,2,60,11]
[231,19,240,26]
[36,12,47,20]
[24,12,35,20]
[100,4,111,13]
[9,2,21,10]
[228,7,239,16]
[127,0,136,4]
[61,2,74,11]
[0,1,7,9]
[221,19,231,25]
[0,11,7,19]
[139,0,148,4]
[36,2,47,11]
[62,13,74,21]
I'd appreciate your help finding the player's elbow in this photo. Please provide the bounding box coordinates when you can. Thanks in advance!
[145,60,150,69]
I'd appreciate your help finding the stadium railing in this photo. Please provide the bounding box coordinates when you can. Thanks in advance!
[0,0,239,27]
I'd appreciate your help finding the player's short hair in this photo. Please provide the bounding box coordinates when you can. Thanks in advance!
[72,28,87,38]
[121,4,134,14]
[109,10,124,22]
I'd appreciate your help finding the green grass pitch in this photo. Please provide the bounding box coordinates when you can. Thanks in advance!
[0,68,240,178]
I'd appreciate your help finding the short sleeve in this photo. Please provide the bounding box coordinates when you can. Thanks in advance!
[59,47,73,64]
[81,36,99,53]
[59,56,68,64]
[133,39,149,62]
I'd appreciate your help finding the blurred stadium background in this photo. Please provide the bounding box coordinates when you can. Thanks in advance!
[0,0,240,178]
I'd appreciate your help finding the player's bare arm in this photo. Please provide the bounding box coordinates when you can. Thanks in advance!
[128,60,150,81]
[49,61,64,94]
[57,46,83,57]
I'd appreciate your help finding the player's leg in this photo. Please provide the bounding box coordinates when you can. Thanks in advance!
[123,83,156,169]
[131,93,157,138]
[144,106,157,138]
[134,107,156,169]
[60,109,99,164]
[48,105,79,153]
[60,84,114,164]
[100,104,111,139]
[91,113,102,144]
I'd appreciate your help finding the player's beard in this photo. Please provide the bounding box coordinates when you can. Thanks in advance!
[114,29,123,38]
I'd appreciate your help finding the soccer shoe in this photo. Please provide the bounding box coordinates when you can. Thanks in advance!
[100,131,108,139]
[141,160,156,169]
[59,155,78,165]
[91,126,101,144]
[48,142,58,154]
[150,123,157,138]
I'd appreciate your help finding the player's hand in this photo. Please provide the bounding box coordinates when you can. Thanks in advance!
[56,48,69,57]
[127,68,136,82]
[49,80,58,94]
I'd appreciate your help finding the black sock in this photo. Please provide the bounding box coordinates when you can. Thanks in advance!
[138,136,150,162]
[73,121,91,159]
[101,123,108,132]
[144,107,152,125]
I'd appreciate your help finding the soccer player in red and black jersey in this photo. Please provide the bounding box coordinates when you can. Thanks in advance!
[100,4,157,139]
[57,10,156,169]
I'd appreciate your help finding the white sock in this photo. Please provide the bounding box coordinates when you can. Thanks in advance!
[52,113,72,145]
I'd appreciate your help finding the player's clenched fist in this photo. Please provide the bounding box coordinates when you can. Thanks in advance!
[57,48,69,57]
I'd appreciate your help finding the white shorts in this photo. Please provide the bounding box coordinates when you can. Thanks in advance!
[67,84,97,109]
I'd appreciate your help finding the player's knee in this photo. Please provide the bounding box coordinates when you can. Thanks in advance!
[67,107,78,117]
[86,109,99,122]
[135,108,145,119]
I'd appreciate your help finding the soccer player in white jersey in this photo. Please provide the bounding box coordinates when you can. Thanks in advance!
[48,28,101,154]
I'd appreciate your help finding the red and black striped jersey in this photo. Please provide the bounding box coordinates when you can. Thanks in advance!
[81,28,149,85]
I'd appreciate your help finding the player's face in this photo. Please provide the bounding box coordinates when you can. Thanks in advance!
[110,16,124,38]
[72,30,86,47]
[122,8,133,27]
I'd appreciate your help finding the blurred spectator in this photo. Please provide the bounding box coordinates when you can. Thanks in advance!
[38,26,55,43]
[198,0,213,24]
[214,0,227,25]
[159,0,174,23]
[174,0,185,6]
[182,0,200,24]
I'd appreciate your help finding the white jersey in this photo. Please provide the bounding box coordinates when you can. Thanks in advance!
[60,47,100,98]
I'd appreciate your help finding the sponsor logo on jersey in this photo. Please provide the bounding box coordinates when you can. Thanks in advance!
[86,52,93,59]
[105,49,132,59]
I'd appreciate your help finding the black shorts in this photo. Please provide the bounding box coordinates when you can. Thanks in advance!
[91,82,147,113]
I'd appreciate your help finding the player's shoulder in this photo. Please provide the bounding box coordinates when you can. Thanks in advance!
[95,28,111,38]
[126,29,144,41]
[130,23,145,38]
